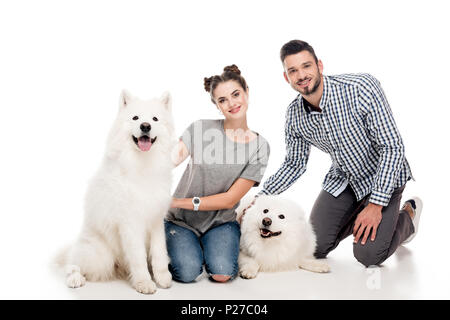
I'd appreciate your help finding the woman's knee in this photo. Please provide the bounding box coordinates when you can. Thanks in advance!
[205,254,238,281]
[202,222,240,279]
[211,274,232,283]
[170,260,203,283]
[164,221,204,282]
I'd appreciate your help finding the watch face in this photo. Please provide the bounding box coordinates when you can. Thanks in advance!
[193,198,200,204]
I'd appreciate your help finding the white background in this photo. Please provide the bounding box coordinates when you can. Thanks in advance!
[1,0,449,299]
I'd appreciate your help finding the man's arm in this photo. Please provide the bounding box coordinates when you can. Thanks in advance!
[359,74,406,206]
[259,106,311,196]
[353,74,406,245]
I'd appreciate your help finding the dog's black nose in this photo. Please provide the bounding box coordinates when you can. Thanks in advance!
[262,217,272,227]
[140,122,151,132]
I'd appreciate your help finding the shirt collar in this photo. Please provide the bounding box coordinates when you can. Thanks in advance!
[302,97,319,113]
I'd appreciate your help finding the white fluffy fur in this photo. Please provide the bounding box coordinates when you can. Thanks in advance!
[237,195,330,279]
[59,90,175,294]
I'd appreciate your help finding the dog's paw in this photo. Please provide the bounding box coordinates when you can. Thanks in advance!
[133,279,157,294]
[66,272,86,288]
[299,259,330,273]
[154,270,172,289]
[239,265,259,279]
[65,265,86,288]
[311,261,330,273]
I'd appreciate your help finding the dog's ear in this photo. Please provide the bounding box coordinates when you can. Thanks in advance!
[160,91,172,111]
[119,89,133,109]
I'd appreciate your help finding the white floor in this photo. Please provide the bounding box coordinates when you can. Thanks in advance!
[2,141,448,300]
[1,175,448,300]
[2,141,447,301]
[3,233,446,300]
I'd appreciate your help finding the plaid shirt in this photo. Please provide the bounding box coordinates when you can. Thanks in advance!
[260,73,413,206]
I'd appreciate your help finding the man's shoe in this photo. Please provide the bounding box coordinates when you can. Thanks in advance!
[402,197,423,244]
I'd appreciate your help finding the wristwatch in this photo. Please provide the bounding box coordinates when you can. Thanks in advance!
[192,197,201,211]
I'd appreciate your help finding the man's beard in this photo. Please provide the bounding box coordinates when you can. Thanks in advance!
[294,68,322,96]
[299,75,322,96]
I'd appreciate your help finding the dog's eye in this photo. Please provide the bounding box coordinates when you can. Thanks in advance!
[153,117,158,122]
[263,209,269,214]
[132,116,139,121]
[278,214,285,219]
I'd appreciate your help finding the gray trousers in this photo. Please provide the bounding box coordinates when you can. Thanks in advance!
[309,185,414,267]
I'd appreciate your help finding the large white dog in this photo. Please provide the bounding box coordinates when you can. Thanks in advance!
[59,90,175,294]
[237,195,330,278]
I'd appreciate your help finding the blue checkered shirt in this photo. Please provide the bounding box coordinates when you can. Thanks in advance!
[260,73,413,206]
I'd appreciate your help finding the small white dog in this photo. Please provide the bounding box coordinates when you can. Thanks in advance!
[237,195,330,278]
[58,90,175,294]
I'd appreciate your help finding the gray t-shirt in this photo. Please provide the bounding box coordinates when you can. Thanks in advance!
[166,119,270,236]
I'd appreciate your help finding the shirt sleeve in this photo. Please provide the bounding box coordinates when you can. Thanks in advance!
[239,140,270,187]
[259,106,311,195]
[179,120,198,154]
[358,74,406,206]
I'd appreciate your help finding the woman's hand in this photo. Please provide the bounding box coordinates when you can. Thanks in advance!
[170,178,256,212]
[171,140,189,167]
[237,195,258,224]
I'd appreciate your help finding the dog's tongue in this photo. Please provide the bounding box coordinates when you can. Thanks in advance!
[138,136,152,151]
[260,229,271,237]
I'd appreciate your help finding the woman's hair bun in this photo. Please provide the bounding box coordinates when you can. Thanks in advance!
[204,66,247,103]
[204,76,213,92]
[223,64,241,75]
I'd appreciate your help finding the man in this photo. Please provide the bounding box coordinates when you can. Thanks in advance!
[258,40,422,267]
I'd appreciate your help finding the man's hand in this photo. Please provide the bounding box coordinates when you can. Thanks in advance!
[353,203,383,245]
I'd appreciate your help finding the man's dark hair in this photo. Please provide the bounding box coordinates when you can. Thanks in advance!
[280,40,318,64]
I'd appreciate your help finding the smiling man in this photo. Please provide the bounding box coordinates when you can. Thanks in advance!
[258,40,422,267]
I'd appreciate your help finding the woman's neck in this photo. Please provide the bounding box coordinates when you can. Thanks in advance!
[223,117,257,143]
[223,117,249,131]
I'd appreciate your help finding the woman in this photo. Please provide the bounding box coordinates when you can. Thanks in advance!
[165,65,270,283]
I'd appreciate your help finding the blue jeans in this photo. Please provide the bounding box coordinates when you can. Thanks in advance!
[164,220,240,283]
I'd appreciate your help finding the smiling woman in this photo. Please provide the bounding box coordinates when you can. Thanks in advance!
[165,65,270,284]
